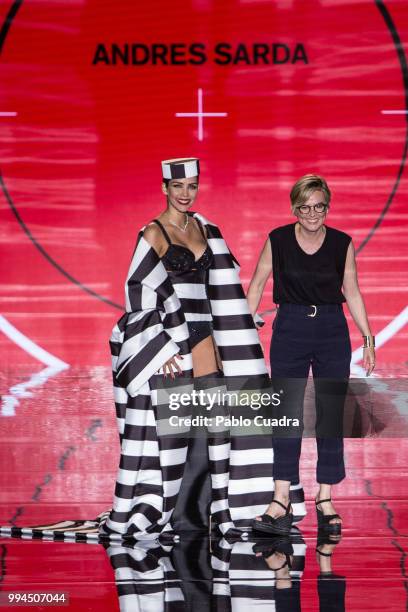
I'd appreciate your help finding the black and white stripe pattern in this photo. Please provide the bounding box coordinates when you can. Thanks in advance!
[204,215,267,378]
[103,212,306,538]
[161,158,200,179]
[103,227,192,539]
[0,511,122,544]
[106,540,185,610]
[167,266,213,323]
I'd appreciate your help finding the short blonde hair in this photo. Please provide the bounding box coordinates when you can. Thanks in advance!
[290,174,331,212]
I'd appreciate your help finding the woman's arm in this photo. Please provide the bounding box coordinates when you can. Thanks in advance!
[247,238,273,321]
[342,240,375,375]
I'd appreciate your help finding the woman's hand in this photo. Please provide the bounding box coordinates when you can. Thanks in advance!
[159,354,184,378]
[363,346,375,376]
[246,238,272,318]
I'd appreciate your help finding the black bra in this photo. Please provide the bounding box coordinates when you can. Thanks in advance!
[152,216,213,272]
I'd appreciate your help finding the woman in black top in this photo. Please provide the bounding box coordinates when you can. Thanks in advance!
[247,174,375,536]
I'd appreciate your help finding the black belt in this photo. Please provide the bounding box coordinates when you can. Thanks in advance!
[278,303,343,318]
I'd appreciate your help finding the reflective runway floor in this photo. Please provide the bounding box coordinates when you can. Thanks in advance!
[1,514,407,610]
[1,391,407,611]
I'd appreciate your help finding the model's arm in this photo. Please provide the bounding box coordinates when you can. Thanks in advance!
[342,240,375,375]
[247,238,273,321]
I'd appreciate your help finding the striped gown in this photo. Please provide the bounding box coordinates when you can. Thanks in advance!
[100,212,306,539]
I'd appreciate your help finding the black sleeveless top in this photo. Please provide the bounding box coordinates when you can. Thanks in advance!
[269,223,352,305]
[153,214,213,274]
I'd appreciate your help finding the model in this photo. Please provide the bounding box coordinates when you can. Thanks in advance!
[99,157,274,539]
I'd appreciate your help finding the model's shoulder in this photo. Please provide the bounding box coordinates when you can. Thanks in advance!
[139,220,169,254]
[142,220,161,234]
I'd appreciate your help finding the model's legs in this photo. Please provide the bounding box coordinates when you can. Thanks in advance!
[171,413,211,531]
[173,333,237,534]
[191,334,221,376]
[171,342,215,532]
[191,334,240,535]
[195,368,236,535]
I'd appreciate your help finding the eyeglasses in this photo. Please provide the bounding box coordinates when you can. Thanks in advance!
[296,203,327,215]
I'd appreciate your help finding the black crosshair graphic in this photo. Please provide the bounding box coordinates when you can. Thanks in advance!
[0,0,407,312]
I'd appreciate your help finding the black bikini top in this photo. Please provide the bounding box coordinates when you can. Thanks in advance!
[152,215,213,273]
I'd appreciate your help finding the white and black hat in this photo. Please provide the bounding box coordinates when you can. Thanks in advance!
[161,158,200,180]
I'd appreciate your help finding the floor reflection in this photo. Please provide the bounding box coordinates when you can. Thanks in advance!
[101,527,345,611]
[0,524,348,610]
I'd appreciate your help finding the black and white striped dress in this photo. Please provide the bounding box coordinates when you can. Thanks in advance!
[100,212,306,539]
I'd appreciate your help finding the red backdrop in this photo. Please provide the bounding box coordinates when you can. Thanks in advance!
[0,2,407,609]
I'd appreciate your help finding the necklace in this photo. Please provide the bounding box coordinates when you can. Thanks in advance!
[167,213,189,232]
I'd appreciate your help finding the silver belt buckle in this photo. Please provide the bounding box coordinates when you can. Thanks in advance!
[307,304,317,318]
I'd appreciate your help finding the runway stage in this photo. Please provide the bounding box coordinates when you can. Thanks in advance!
[0,0,408,609]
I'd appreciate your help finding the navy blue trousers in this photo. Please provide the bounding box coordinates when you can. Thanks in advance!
[270,303,351,485]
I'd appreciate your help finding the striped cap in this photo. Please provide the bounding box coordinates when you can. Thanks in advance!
[161,158,200,180]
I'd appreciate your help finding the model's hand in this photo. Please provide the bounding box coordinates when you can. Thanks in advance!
[363,346,375,376]
[252,312,265,330]
[159,354,183,378]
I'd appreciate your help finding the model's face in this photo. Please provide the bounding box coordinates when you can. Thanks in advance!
[294,189,328,232]
[163,176,199,211]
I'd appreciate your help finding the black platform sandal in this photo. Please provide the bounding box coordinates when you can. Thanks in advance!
[315,498,342,535]
[252,500,293,536]
[253,536,294,569]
